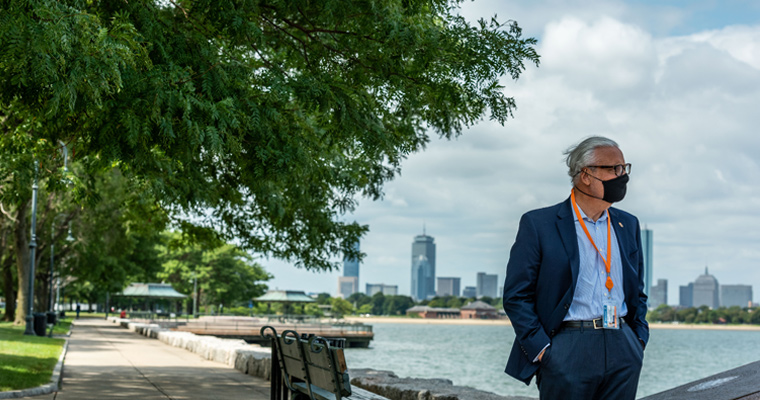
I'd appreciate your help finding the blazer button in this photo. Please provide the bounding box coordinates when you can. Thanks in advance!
[550,330,556,337]
[564,304,570,310]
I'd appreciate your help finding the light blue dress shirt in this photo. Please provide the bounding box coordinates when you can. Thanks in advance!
[565,207,628,321]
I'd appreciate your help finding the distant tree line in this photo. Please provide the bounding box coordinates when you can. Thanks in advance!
[235,293,504,319]
[647,304,760,325]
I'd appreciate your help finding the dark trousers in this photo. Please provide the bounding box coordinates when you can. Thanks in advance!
[536,323,644,400]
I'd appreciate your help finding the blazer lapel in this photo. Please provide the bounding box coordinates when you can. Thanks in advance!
[557,197,580,289]
[609,208,637,296]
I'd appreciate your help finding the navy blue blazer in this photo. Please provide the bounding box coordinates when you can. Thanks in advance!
[502,197,649,385]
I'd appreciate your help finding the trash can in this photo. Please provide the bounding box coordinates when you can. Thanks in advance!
[46,311,57,325]
[33,313,47,336]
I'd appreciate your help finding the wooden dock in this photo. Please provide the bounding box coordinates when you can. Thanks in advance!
[172,316,375,348]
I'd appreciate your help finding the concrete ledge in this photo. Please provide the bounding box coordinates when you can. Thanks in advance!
[641,360,760,400]
[0,337,69,399]
[349,369,536,400]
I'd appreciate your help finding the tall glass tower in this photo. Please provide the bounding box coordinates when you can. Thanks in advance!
[641,228,653,299]
[411,231,436,300]
[343,240,360,279]
[338,240,360,298]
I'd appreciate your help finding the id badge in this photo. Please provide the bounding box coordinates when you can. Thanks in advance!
[603,300,619,329]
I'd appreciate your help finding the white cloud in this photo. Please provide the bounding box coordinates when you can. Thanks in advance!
[541,16,656,91]
[266,4,760,305]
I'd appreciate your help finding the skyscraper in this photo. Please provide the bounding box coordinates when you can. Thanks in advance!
[411,255,433,301]
[641,228,653,298]
[649,279,667,309]
[693,267,719,309]
[338,276,358,299]
[679,283,693,308]
[437,277,461,297]
[339,240,360,298]
[411,231,436,300]
[343,240,360,279]
[476,272,498,298]
[462,286,477,298]
[366,283,399,296]
[721,285,753,308]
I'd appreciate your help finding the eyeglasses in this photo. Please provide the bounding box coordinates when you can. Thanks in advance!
[586,163,631,176]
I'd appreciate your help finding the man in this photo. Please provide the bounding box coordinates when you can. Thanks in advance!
[503,136,648,400]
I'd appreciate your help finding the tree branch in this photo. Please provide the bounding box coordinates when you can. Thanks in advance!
[0,204,16,223]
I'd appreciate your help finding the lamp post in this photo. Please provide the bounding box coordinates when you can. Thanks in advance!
[192,273,198,318]
[48,142,73,316]
[23,161,40,336]
[48,223,74,313]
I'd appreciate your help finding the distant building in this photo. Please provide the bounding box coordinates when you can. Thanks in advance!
[411,255,433,301]
[649,279,667,309]
[692,267,719,309]
[460,300,499,319]
[476,272,498,298]
[366,283,398,296]
[411,231,436,300]
[338,240,360,298]
[463,286,477,298]
[343,240,360,278]
[679,283,694,308]
[642,228,653,297]
[338,276,359,299]
[437,277,461,297]
[405,305,460,319]
[721,285,753,308]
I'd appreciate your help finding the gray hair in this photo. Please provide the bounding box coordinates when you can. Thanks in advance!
[564,136,619,184]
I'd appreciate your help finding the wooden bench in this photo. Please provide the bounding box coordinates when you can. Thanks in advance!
[261,326,386,400]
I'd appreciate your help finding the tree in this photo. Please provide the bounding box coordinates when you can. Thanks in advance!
[383,295,415,315]
[347,292,372,308]
[158,232,271,308]
[371,292,386,315]
[358,303,373,315]
[330,297,354,318]
[62,169,167,310]
[315,293,332,305]
[1,0,539,274]
[750,309,760,325]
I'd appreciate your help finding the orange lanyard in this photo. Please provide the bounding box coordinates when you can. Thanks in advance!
[571,189,614,293]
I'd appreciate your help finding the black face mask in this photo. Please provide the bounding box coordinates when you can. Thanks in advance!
[576,173,629,203]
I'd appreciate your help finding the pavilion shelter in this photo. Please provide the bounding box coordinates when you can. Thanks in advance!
[115,283,188,318]
[254,290,315,319]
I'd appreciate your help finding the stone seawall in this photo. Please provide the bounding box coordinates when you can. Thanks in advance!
[112,318,535,400]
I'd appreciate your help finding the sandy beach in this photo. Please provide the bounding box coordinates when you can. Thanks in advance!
[344,316,760,330]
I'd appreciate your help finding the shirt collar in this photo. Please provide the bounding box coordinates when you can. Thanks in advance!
[572,206,609,223]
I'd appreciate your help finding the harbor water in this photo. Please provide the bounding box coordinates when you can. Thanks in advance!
[343,322,760,399]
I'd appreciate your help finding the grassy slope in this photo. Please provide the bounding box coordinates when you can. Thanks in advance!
[0,319,69,392]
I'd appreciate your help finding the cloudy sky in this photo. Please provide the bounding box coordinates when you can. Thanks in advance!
[265,0,760,305]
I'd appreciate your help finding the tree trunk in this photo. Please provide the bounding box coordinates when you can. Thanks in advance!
[13,200,29,325]
[1,227,16,322]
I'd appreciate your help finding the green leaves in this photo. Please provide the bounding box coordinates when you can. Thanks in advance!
[1,0,539,272]
[157,231,271,307]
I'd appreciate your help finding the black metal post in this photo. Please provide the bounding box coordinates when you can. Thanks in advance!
[48,223,55,313]
[24,161,39,335]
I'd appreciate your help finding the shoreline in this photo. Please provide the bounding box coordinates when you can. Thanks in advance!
[343,316,760,331]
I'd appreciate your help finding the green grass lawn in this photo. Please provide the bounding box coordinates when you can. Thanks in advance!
[0,318,69,392]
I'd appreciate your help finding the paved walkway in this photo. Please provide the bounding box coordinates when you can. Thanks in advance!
[41,318,269,399]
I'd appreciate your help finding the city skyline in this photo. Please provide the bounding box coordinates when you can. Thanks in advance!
[263,0,760,303]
